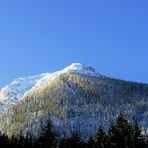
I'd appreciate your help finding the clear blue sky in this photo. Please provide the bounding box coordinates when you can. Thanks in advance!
[0,0,148,87]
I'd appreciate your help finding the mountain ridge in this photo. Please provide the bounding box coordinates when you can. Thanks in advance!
[0,63,105,112]
[0,63,147,140]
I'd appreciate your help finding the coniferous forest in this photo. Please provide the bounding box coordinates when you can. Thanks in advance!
[0,0,148,147]
[0,113,147,148]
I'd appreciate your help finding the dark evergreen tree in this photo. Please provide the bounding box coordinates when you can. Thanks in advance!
[108,122,118,148]
[145,136,148,147]
[87,136,95,148]
[94,125,108,148]
[114,112,133,147]
[10,135,19,148]
[59,132,84,148]
[108,112,147,148]
[0,134,10,148]
[131,121,147,148]
[23,134,33,148]
[59,138,70,148]
[18,131,26,148]
[70,132,84,148]
[34,119,56,148]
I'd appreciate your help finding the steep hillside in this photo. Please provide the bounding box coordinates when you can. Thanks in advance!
[0,63,147,140]
[0,74,49,112]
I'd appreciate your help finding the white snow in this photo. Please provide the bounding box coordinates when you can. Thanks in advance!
[0,74,50,112]
[62,63,103,77]
[0,63,104,112]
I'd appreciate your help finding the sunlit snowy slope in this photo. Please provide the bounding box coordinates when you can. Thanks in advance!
[0,63,147,140]
[0,63,104,112]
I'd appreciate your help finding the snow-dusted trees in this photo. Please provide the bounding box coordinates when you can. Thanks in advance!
[0,113,147,147]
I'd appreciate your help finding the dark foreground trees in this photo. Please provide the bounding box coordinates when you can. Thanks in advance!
[107,113,146,148]
[59,132,85,148]
[0,113,147,148]
[33,120,57,148]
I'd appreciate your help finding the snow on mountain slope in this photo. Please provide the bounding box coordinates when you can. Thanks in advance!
[0,74,50,112]
[0,63,103,112]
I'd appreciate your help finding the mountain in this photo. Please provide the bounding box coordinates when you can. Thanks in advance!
[0,63,147,140]
[0,64,104,112]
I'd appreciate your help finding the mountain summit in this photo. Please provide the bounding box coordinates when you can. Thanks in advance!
[63,63,96,74]
[0,63,103,112]
[0,63,147,140]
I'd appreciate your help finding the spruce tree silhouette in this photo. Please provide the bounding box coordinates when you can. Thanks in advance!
[108,112,147,148]
[94,125,108,148]
[59,132,84,148]
[34,119,56,148]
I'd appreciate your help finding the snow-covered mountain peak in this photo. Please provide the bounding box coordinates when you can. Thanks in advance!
[63,63,96,73]
[0,63,105,112]
[62,63,104,77]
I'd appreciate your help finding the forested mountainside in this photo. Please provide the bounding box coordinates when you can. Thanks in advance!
[0,63,147,141]
[0,113,147,148]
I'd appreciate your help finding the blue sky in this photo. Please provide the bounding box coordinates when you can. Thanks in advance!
[0,0,148,87]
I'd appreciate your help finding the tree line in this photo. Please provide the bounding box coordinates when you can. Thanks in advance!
[0,112,147,148]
